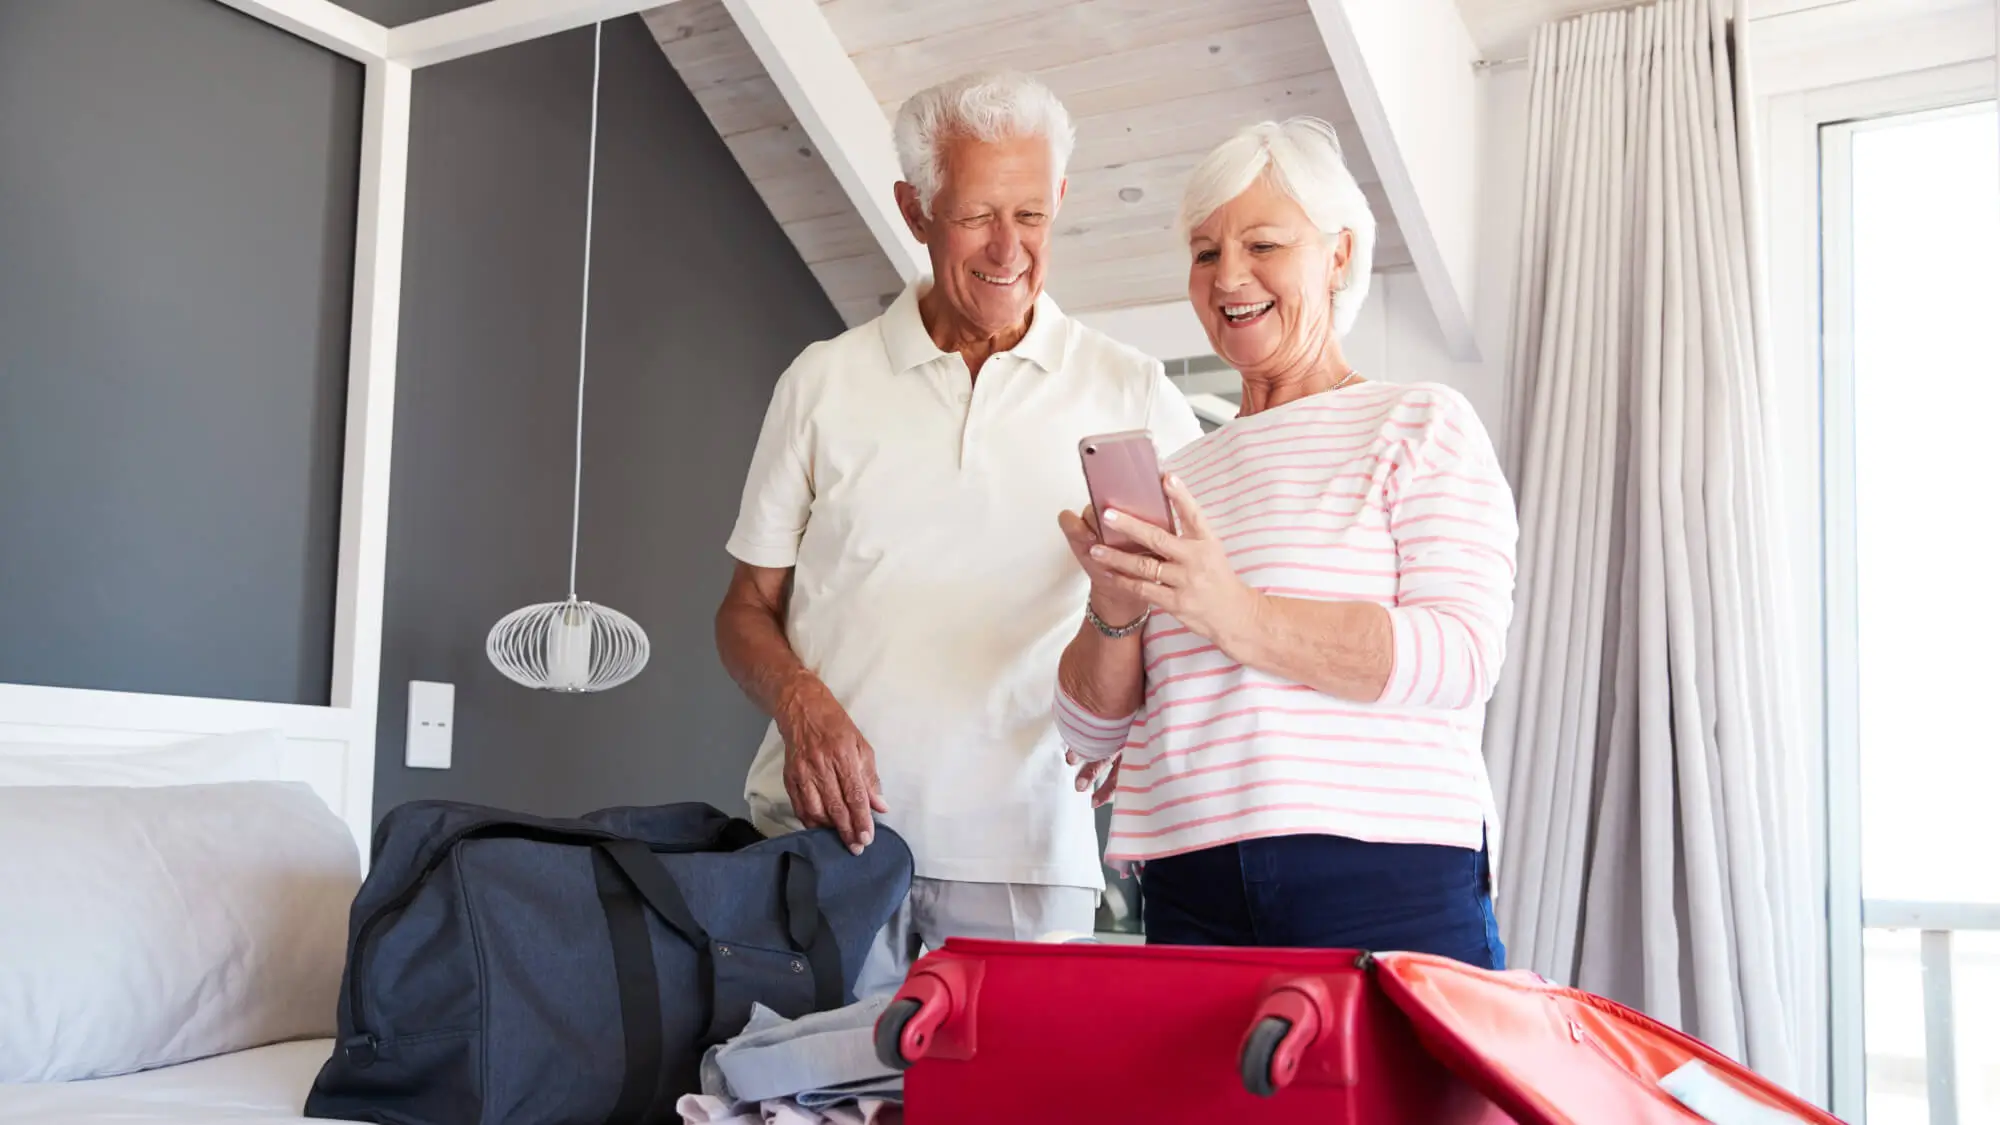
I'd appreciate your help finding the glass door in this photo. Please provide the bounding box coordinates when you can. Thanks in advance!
[1821,99,2000,1125]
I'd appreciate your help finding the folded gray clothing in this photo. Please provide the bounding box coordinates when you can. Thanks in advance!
[792,1077,904,1111]
[700,995,904,1105]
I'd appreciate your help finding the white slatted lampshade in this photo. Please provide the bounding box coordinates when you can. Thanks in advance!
[485,21,649,694]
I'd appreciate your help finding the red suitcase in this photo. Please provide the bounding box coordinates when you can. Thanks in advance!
[874,939,1845,1125]
[872,939,1511,1123]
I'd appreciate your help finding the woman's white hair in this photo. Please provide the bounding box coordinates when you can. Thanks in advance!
[1177,117,1376,337]
[892,71,1075,217]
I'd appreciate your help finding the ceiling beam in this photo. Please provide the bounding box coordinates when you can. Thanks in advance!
[387,0,686,69]
[1306,0,1482,361]
[213,0,388,61]
[720,0,926,282]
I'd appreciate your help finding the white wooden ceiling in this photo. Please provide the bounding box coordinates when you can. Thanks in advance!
[644,0,1412,327]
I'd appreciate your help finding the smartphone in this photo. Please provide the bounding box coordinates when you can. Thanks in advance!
[1078,431,1172,554]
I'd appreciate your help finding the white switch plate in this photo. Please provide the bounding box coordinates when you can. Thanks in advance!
[406,680,454,769]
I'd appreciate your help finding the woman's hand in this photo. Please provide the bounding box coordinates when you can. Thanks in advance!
[1058,505,1150,628]
[1092,476,1265,655]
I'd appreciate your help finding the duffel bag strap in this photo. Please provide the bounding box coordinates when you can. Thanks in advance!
[591,841,848,1103]
[778,852,845,1012]
[594,840,716,1125]
[591,849,673,1125]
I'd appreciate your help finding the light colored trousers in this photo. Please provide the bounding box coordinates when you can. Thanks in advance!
[853,877,1099,998]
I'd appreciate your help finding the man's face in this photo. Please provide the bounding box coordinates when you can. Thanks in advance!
[897,132,1064,336]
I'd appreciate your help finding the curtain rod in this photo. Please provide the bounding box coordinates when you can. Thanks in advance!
[1471,0,1853,69]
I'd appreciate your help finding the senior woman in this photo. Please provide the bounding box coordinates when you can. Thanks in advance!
[1052,118,1518,967]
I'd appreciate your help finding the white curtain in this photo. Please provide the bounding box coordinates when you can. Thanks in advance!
[1484,0,1824,1098]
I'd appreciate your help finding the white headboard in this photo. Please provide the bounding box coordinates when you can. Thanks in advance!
[0,682,375,861]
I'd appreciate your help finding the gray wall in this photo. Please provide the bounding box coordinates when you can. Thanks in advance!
[374,15,844,818]
[0,0,359,705]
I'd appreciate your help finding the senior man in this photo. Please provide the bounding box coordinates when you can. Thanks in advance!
[715,70,1201,989]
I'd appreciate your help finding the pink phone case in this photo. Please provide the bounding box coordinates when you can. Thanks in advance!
[1079,431,1171,553]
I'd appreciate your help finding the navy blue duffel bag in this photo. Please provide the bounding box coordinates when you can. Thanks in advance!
[303,800,911,1125]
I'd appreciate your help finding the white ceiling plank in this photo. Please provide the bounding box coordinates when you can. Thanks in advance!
[678,72,797,135]
[654,20,767,92]
[723,119,838,183]
[784,211,883,263]
[212,0,389,61]
[720,0,926,281]
[387,0,687,68]
[1309,0,1481,360]
[639,0,738,42]
[820,0,1076,55]
[1030,12,1337,121]
[743,163,854,226]
[851,0,1305,105]
[1069,69,1359,174]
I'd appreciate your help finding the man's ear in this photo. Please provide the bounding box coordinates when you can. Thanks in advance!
[893,182,930,244]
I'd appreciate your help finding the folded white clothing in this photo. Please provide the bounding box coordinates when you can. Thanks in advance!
[677,1094,762,1125]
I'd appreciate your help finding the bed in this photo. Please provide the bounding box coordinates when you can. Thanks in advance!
[0,680,376,1124]
[0,1042,336,1124]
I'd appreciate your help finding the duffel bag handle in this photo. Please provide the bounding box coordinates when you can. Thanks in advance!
[589,840,847,1125]
[778,851,846,1013]
[595,841,845,1036]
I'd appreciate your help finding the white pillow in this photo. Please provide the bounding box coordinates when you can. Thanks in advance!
[0,781,360,1083]
[0,728,285,787]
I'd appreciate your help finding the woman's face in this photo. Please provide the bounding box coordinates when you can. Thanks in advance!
[1186,176,1349,376]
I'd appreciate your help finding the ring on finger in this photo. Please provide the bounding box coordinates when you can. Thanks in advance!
[1149,557,1163,584]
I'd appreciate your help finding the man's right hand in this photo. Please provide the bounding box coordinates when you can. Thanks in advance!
[775,676,889,855]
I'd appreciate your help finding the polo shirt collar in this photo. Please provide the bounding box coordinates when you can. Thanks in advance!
[881,277,1070,375]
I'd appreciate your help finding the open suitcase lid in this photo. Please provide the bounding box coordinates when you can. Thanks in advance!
[1369,953,1846,1125]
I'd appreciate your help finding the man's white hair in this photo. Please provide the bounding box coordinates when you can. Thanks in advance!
[892,71,1076,217]
[1177,117,1376,338]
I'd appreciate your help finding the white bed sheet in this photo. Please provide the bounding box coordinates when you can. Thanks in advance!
[0,1040,347,1124]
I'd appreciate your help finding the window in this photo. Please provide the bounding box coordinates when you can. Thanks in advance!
[1822,98,2000,1125]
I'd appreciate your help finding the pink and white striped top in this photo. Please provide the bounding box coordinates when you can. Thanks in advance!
[1055,381,1519,867]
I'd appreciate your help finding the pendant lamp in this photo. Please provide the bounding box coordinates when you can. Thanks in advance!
[486,21,650,694]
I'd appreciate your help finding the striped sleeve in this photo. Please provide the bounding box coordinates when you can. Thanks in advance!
[1379,392,1520,710]
[1054,685,1135,762]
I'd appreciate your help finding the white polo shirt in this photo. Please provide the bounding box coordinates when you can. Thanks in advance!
[726,279,1203,889]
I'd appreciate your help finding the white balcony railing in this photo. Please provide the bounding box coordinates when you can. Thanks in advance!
[1861,899,2000,1125]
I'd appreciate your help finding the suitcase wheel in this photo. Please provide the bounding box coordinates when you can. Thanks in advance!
[875,997,927,1070]
[1239,1015,1295,1098]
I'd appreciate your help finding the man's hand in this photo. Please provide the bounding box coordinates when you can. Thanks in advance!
[776,676,890,854]
[1066,749,1122,809]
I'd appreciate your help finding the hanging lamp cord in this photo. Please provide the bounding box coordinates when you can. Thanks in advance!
[566,20,604,601]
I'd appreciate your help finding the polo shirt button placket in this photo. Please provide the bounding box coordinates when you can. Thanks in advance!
[953,363,977,467]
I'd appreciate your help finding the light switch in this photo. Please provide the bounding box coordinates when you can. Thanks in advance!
[406,680,454,769]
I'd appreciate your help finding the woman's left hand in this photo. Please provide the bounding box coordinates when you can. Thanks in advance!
[1094,475,1265,655]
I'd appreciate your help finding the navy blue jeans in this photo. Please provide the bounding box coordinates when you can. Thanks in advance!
[1138,833,1506,970]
